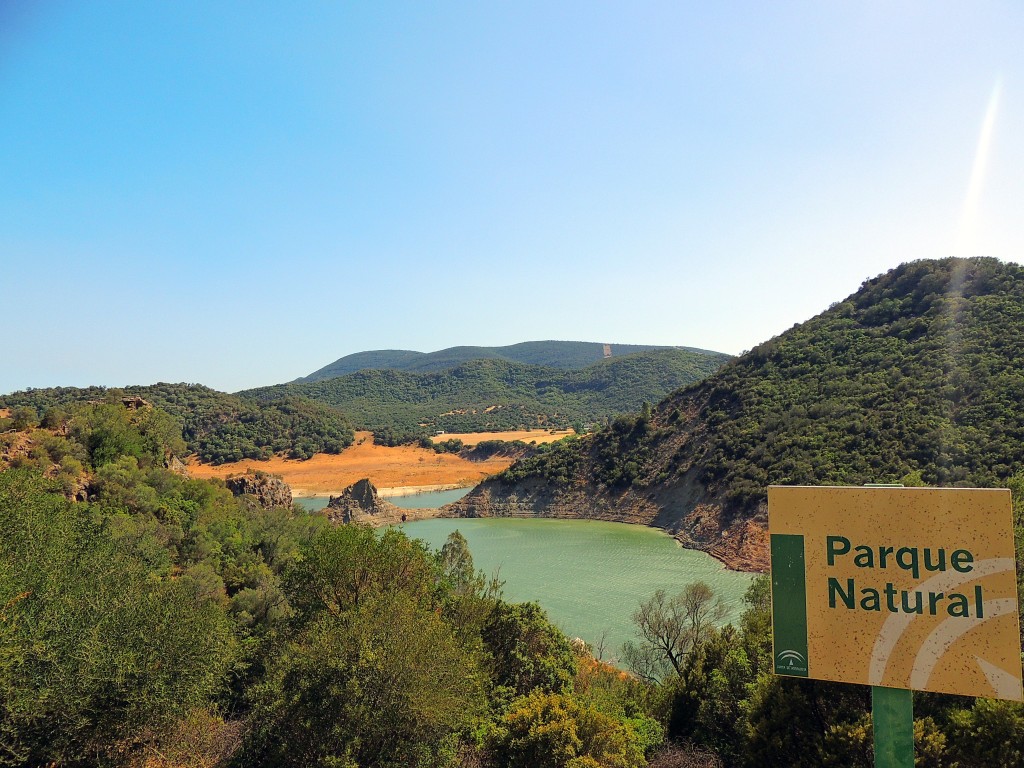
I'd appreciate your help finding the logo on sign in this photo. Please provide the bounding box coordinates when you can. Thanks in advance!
[776,649,808,673]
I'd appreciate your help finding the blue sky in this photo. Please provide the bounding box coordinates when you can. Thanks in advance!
[2,2,1022,394]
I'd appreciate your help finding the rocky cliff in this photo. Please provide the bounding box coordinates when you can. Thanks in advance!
[226,471,293,508]
[325,478,439,525]
[444,470,768,572]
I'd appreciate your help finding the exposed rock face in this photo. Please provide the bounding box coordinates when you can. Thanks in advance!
[325,478,439,526]
[164,452,190,477]
[443,471,768,572]
[226,471,293,508]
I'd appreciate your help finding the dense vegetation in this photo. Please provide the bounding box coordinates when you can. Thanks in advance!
[0,404,672,766]
[297,340,722,382]
[695,257,1024,507]
[0,383,354,464]
[246,348,729,441]
[492,258,1024,513]
[2,443,1019,766]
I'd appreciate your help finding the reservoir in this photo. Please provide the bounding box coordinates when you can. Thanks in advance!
[294,486,472,511]
[401,517,755,663]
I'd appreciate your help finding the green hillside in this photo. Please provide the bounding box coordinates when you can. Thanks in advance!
[297,339,723,382]
[466,257,1024,534]
[246,347,730,440]
[0,383,354,464]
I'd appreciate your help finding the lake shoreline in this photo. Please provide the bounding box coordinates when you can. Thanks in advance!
[398,517,755,661]
[293,482,471,499]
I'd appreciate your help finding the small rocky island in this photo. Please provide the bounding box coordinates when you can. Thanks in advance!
[325,478,440,525]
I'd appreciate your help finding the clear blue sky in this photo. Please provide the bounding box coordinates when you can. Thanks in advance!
[3,2,1022,394]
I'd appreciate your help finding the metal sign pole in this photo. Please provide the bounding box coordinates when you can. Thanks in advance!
[862,485,914,768]
[872,686,914,767]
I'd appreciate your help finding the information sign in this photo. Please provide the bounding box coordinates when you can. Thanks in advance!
[769,486,1022,701]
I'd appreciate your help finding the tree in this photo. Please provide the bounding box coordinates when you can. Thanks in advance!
[481,601,578,700]
[488,690,647,768]
[9,406,37,431]
[0,469,235,765]
[242,592,485,767]
[622,582,726,683]
[438,529,476,591]
[947,698,1024,767]
[285,524,438,621]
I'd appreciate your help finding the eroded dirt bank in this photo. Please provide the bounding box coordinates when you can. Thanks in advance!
[442,477,768,572]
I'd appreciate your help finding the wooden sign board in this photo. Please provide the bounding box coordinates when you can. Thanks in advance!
[769,486,1022,701]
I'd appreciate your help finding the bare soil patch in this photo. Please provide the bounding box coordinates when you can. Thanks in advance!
[187,431,518,496]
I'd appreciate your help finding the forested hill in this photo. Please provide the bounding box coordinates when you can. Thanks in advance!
[244,347,730,440]
[451,257,1024,569]
[296,340,725,382]
[0,383,353,464]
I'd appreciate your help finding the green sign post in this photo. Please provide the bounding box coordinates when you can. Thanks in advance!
[872,686,913,767]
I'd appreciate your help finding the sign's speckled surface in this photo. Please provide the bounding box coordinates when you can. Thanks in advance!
[769,486,1022,701]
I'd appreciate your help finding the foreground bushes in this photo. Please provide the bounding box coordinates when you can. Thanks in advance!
[0,470,236,765]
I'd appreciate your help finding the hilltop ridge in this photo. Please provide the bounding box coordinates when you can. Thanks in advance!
[296,339,725,382]
[247,347,731,439]
[449,257,1024,570]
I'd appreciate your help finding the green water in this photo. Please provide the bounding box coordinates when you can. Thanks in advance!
[401,518,755,662]
[293,486,472,512]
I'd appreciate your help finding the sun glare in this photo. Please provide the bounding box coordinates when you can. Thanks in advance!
[954,78,1003,256]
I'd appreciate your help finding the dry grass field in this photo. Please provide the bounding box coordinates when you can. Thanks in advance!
[431,429,574,446]
[186,431,554,496]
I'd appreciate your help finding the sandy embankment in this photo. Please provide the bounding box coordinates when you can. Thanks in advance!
[186,429,571,497]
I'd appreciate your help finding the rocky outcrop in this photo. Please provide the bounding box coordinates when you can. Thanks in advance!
[674,503,769,572]
[443,471,768,572]
[325,478,439,526]
[164,452,190,477]
[226,471,293,508]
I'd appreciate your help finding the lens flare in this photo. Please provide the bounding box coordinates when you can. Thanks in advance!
[954,79,1002,256]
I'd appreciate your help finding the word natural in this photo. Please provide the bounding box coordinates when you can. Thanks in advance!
[825,536,984,618]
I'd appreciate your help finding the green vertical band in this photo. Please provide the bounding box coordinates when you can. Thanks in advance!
[770,533,808,677]
[872,686,914,767]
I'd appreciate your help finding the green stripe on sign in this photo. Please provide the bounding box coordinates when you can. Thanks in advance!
[771,533,808,677]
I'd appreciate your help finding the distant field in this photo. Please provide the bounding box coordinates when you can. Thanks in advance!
[433,429,574,446]
[187,431,519,496]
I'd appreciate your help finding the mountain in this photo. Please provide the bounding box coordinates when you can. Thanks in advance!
[244,348,731,440]
[447,257,1024,570]
[0,383,354,464]
[296,340,724,382]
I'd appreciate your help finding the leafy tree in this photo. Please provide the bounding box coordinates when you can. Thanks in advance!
[8,406,37,431]
[622,583,726,683]
[488,690,648,768]
[435,530,504,648]
[285,524,439,621]
[242,592,486,768]
[439,529,476,590]
[946,698,1024,767]
[481,601,578,700]
[0,469,235,765]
